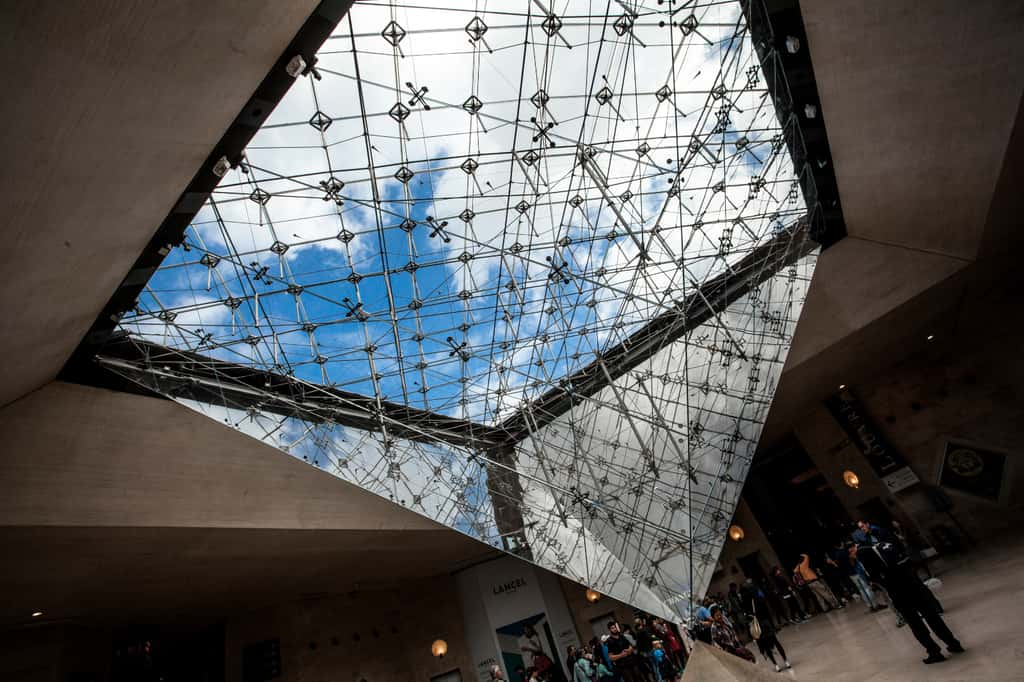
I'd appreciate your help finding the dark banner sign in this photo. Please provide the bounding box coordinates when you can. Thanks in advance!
[823,388,919,492]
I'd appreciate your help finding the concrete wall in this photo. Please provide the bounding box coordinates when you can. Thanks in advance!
[225,577,474,682]
[558,577,636,643]
[0,0,320,407]
[0,625,109,682]
[706,498,783,598]
[792,293,1024,546]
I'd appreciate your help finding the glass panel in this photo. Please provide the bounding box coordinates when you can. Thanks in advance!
[102,0,820,622]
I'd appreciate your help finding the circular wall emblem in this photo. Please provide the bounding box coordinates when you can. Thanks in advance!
[948,448,984,477]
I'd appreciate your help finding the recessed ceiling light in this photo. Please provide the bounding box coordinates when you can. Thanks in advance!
[927,335,935,341]
[31,611,44,618]
[838,384,846,390]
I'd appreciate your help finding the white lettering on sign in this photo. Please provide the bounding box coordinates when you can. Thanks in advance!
[883,467,920,493]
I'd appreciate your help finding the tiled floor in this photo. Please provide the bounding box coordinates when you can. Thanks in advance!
[748,539,1024,681]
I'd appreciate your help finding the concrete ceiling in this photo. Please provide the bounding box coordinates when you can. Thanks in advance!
[760,0,1024,447]
[808,0,1024,259]
[0,526,493,627]
[0,382,498,628]
[0,0,319,408]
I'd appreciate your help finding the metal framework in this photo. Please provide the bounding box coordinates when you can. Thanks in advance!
[88,0,824,622]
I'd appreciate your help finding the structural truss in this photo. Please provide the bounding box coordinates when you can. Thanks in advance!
[97,0,822,621]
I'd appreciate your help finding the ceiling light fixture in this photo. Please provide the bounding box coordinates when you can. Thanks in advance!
[285,54,307,78]
[838,384,846,390]
[211,156,231,178]
[927,335,935,341]
[31,611,44,618]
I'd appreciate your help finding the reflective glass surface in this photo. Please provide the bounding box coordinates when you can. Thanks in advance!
[102,0,820,621]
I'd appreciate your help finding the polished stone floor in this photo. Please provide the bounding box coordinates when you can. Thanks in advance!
[751,539,1024,681]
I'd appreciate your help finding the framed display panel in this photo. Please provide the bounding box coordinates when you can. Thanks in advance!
[938,440,1012,504]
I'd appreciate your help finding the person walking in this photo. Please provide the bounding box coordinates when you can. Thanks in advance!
[795,553,842,612]
[746,591,792,673]
[855,538,964,664]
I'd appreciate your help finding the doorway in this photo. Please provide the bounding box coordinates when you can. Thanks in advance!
[744,436,852,569]
[737,550,769,583]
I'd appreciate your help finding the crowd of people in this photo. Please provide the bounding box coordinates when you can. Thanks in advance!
[566,617,689,682]
[492,616,690,682]
[689,518,964,670]
[492,517,961,681]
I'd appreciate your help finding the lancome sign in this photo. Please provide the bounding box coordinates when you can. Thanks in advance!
[492,577,527,595]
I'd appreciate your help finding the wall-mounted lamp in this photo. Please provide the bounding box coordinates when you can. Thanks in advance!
[843,470,860,489]
[728,525,745,542]
[785,36,801,54]
[585,588,602,603]
[431,639,448,659]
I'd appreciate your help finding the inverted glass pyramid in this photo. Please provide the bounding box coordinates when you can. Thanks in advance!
[101,0,821,621]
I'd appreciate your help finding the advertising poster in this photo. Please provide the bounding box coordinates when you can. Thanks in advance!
[495,612,567,682]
